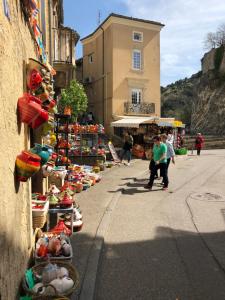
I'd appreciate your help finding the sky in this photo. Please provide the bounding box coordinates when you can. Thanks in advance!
[63,0,225,86]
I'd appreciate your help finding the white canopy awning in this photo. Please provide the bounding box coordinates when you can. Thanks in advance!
[111,116,155,128]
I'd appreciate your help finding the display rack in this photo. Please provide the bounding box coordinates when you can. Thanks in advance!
[54,114,71,169]
[69,132,107,166]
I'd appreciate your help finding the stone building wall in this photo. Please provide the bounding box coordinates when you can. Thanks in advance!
[0,1,38,299]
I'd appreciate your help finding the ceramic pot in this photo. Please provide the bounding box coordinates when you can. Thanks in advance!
[27,69,43,90]
[50,277,74,293]
[42,163,53,177]
[60,192,73,208]
[18,93,49,129]
[16,150,41,182]
[48,193,59,207]
[30,143,50,165]
[42,98,56,111]
[50,220,71,236]
[64,106,72,115]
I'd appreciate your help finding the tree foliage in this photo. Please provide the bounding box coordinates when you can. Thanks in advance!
[214,45,224,71]
[204,23,225,50]
[60,80,88,121]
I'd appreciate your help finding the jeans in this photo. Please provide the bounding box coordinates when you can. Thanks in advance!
[120,149,132,163]
[162,158,171,184]
[197,149,201,155]
[148,162,168,188]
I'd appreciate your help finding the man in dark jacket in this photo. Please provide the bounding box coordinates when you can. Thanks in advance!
[120,131,133,166]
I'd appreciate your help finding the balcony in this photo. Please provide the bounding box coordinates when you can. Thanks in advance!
[124,102,155,115]
[53,26,79,64]
[53,26,79,91]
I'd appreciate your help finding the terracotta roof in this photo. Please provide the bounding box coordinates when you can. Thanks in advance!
[81,13,165,41]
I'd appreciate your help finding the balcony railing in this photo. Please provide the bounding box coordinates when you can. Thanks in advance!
[124,102,155,115]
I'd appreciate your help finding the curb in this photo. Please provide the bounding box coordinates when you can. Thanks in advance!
[79,191,122,300]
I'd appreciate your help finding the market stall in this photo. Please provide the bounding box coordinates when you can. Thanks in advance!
[111,116,185,159]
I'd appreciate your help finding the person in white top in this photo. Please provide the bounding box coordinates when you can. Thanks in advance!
[161,134,175,185]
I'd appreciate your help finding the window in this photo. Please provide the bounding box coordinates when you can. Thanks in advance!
[132,50,141,70]
[131,89,142,104]
[133,31,143,42]
[88,54,93,63]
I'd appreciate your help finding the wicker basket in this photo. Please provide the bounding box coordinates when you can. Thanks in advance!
[32,214,47,229]
[32,201,49,229]
[23,260,79,298]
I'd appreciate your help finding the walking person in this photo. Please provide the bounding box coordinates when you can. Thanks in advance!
[120,131,133,166]
[161,134,175,186]
[195,133,204,155]
[145,135,168,190]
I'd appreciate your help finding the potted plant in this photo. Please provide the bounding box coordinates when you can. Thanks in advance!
[59,80,88,122]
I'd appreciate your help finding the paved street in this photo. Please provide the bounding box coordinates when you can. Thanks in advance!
[73,150,225,300]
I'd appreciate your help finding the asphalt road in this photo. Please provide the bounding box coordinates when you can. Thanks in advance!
[93,150,225,300]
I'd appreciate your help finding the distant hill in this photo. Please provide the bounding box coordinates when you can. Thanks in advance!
[161,46,225,134]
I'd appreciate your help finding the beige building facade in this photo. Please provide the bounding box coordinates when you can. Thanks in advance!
[52,0,80,96]
[0,1,78,298]
[81,13,164,132]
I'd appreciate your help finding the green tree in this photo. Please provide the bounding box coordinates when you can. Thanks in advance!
[60,80,88,121]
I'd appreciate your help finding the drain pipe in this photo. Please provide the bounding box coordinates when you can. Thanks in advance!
[48,0,53,64]
[100,26,105,125]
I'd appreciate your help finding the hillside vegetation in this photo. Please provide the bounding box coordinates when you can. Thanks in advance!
[161,46,225,134]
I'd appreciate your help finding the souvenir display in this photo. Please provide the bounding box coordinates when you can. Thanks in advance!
[16,150,41,181]
[17,93,49,129]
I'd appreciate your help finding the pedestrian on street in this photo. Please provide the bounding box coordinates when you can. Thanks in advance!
[87,112,95,124]
[195,133,204,155]
[161,134,175,185]
[120,131,134,166]
[167,129,174,145]
[145,135,168,190]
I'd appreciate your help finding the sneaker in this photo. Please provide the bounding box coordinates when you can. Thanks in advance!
[127,162,130,166]
[162,187,168,191]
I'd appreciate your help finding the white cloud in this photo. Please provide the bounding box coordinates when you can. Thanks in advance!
[122,0,225,85]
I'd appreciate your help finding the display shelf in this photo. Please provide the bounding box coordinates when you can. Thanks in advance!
[55,113,71,119]
[54,114,70,170]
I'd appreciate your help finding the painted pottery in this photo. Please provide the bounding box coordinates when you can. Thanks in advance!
[49,184,60,194]
[64,106,72,115]
[30,143,50,165]
[50,277,74,293]
[42,98,56,111]
[18,93,49,129]
[16,150,41,182]
[48,193,59,207]
[60,192,73,208]
[42,164,53,177]
[27,69,43,90]
[50,220,71,236]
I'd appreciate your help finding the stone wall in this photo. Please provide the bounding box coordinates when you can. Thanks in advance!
[201,47,225,74]
[0,1,38,299]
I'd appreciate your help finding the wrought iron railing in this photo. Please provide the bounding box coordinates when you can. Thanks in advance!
[124,102,155,114]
